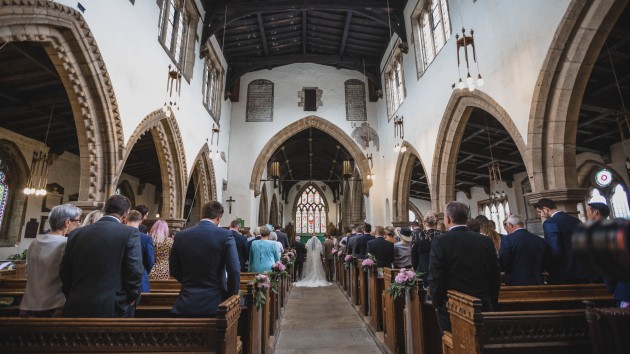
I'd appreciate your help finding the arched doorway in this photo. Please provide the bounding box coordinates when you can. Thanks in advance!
[0,140,29,246]
[392,141,431,225]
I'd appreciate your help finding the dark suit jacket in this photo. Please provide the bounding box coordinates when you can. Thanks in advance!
[275,230,289,249]
[428,226,500,309]
[542,211,589,284]
[291,241,307,263]
[366,237,394,268]
[499,228,551,286]
[138,223,148,234]
[139,231,155,292]
[170,220,240,316]
[347,234,359,255]
[231,230,248,272]
[60,216,143,317]
[354,233,373,259]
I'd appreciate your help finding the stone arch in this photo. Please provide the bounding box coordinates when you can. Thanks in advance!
[0,139,30,245]
[249,115,373,196]
[118,109,187,222]
[115,180,135,207]
[0,0,124,202]
[189,143,218,204]
[528,0,629,195]
[408,202,422,222]
[258,184,268,226]
[392,141,432,223]
[431,90,528,211]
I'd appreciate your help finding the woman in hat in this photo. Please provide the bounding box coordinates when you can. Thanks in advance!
[393,227,413,269]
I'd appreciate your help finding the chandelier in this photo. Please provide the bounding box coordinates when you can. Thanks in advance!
[452,0,484,91]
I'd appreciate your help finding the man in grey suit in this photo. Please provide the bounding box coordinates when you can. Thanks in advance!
[60,195,143,318]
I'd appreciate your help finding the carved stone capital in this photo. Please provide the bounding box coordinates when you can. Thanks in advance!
[524,188,589,214]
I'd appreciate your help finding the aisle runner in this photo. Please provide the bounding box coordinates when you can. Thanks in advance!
[273,286,384,354]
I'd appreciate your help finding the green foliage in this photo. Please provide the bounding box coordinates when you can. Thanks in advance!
[8,249,26,261]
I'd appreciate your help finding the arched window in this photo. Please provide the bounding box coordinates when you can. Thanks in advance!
[586,168,630,219]
[479,196,511,234]
[409,210,416,222]
[0,171,8,230]
[611,184,630,219]
[587,188,607,204]
[295,185,326,234]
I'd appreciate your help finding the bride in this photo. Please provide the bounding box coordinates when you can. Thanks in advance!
[294,234,331,287]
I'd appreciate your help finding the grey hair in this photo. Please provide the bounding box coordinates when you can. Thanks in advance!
[295,236,301,242]
[423,212,438,226]
[444,202,469,224]
[252,227,260,236]
[269,232,278,241]
[506,214,525,227]
[49,204,82,231]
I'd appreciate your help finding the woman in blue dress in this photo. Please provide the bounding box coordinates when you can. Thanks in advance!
[248,226,279,273]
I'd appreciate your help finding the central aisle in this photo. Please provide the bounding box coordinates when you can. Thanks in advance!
[273,285,384,354]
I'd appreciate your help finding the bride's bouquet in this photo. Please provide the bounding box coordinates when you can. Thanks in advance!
[385,268,422,300]
[249,274,271,309]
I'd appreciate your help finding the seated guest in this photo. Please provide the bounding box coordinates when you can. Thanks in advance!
[20,204,82,317]
[428,202,500,334]
[169,201,240,317]
[126,210,154,292]
[269,231,284,257]
[61,195,143,318]
[480,220,502,255]
[248,226,279,273]
[367,226,394,268]
[148,220,172,280]
[499,214,551,286]
[393,227,413,268]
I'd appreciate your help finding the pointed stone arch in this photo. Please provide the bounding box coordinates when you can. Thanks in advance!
[392,141,432,224]
[258,184,268,226]
[118,109,187,223]
[431,90,528,211]
[0,139,30,245]
[0,0,124,203]
[527,0,628,204]
[249,115,372,196]
[189,143,218,204]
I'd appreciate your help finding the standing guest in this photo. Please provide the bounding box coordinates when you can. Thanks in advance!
[126,210,154,293]
[586,202,610,223]
[20,204,82,317]
[413,212,442,275]
[367,226,395,268]
[393,227,413,268]
[499,214,551,285]
[60,195,143,318]
[229,220,248,272]
[169,201,240,317]
[480,220,502,255]
[384,226,398,243]
[353,223,373,258]
[323,234,335,282]
[274,225,289,249]
[340,229,351,252]
[534,198,590,284]
[269,231,284,257]
[466,218,481,232]
[133,204,150,233]
[347,226,360,256]
[428,202,500,334]
[148,220,172,280]
[291,236,307,280]
[247,227,262,255]
[475,215,489,223]
[248,226,280,273]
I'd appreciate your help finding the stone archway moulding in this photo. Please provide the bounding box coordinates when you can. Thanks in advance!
[527,0,629,199]
[391,141,433,223]
[189,143,218,204]
[0,0,124,203]
[431,90,528,211]
[118,109,188,220]
[249,115,373,196]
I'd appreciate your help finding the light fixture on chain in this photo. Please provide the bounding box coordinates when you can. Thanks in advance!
[393,115,404,153]
[452,0,484,91]
[24,104,55,196]
[162,64,182,117]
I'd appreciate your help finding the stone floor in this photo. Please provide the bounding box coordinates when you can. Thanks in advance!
[273,285,384,354]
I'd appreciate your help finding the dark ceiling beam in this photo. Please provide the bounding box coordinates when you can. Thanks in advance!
[577,112,613,128]
[256,12,270,59]
[8,43,58,78]
[576,146,606,154]
[302,10,307,54]
[580,104,619,115]
[0,91,68,127]
[458,151,523,166]
[591,73,630,97]
[339,11,353,57]
[583,129,619,143]
[483,136,512,150]
[462,128,486,143]
[328,145,341,181]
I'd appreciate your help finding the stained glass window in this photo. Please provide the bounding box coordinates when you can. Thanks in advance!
[0,171,7,230]
[295,185,327,234]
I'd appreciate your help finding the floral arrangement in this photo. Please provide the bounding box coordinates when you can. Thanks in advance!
[269,261,289,294]
[386,268,422,299]
[331,247,338,255]
[361,253,376,272]
[281,253,293,266]
[343,254,354,269]
[249,274,271,309]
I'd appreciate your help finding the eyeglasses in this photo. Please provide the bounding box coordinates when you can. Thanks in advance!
[70,219,81,223]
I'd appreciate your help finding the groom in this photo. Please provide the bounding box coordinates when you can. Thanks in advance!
[291,236,306,281]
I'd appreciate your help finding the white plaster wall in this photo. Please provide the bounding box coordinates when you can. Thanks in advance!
[409,197,433,216]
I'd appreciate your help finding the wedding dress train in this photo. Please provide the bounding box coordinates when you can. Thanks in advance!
[294,235,331,287]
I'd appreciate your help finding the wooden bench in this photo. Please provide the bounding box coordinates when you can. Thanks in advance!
[444,290,597,354]
[0,295,242,353]
[357,259,369,316]
[382,268,405,354]
[368,266,384,332]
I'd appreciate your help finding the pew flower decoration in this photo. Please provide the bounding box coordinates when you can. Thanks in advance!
[343,254,354,269]
[249,274,271,309]
[386,268,422,300]
[269,261,289,294]
[361,254,376,272]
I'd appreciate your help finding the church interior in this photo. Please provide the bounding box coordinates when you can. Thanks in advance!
[1,0,630,353]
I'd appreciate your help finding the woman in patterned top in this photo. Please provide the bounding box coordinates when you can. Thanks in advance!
[148,220,172,280]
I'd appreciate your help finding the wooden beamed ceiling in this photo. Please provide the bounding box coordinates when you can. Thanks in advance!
[201,0,407,90]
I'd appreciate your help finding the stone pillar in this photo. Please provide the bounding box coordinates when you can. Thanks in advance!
[524,189,589,217]
[165,218,186,233]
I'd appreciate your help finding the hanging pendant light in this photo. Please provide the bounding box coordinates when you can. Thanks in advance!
[24,104,55,196]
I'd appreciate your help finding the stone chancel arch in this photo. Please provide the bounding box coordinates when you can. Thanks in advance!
[391,141,432,224]
[189,143,218,204]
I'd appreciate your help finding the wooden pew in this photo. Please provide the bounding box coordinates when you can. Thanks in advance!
[382,268,405,354]
[357,259,369,316]
[368,266,384,332]
[352,260,360,306]
[0,295,242,353]
[445,290,593,354]
[405,281,442,354]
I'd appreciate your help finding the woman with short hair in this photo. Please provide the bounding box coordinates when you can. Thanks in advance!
[20,204,82,317]
[248,226,279,273]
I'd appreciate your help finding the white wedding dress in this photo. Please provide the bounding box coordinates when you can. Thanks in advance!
[294,236,331,287]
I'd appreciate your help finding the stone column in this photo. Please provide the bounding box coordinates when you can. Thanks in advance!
[165,218,187,233]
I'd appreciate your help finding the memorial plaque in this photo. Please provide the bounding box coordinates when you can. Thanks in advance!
[345,79,367,121]
[246,79,274,122]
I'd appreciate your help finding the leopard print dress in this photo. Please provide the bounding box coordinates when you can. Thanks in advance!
[149,237,174,280]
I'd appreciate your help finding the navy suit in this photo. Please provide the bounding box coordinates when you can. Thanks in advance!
[60,216,143,317]
[366,237,394,268]
[542,211,590,284]
[139,231,155,292]
[353,233,373,259]
[231,230,248,272]
[169,220,240,316]
[499,228,551,286]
